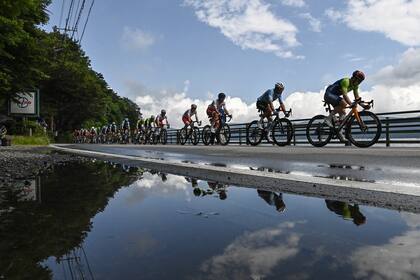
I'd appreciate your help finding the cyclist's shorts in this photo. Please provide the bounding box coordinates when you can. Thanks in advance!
[256,100,268,111]
[182,115,191,125]
[324,90,342,107]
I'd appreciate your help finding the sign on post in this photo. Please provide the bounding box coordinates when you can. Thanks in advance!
[8,90,40,117]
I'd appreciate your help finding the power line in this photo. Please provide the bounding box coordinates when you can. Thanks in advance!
[59,0,66,29]
[71,0,87,39]
[70,0,81,38]
[64,0,76,35]
[79,0,95,44]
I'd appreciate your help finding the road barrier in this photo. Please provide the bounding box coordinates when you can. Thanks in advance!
[163,109,420,146]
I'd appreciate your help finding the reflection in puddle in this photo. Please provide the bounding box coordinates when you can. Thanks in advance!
[257,190,286,213]
[325,200,366,226]
[0,160,418,279]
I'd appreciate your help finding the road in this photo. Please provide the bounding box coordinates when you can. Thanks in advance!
[63,144,420,188]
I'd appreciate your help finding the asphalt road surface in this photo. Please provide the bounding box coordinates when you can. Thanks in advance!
[63,144,420,188]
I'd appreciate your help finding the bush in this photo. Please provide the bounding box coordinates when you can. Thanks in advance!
[12,135,50,145]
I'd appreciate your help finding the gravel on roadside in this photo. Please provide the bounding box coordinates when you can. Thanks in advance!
[0,146,86,185]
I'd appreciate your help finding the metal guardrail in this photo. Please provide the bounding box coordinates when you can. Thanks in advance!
[162,110,420,147]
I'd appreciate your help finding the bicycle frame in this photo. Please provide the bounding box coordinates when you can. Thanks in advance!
[326,100,373,134]
[258,109,292,131]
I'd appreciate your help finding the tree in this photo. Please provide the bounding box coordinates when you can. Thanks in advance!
[0,0,51,109]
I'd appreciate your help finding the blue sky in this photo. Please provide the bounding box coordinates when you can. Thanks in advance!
[44,0,420,125]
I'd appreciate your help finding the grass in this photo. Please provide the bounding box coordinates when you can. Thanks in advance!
[12,135,51,146]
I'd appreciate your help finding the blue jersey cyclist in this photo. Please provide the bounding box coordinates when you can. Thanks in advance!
[324,70,369,127]
[257,83,289,120]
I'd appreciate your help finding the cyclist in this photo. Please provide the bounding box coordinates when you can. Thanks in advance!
[324,70,369,127]
[121,117,130,131]
[256,82,288,142]
[110,122,118,134]
[155,110,168,129]
[144,115,155,139]
[182,104,199,128]
[207,92,232,133]
[145,115,155,129]
[89,127,97,143]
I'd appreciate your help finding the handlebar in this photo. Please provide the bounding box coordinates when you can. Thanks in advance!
[274,108,292,117]
[347,99,374,109]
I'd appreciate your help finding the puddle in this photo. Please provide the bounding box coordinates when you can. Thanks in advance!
[2,161,420,279]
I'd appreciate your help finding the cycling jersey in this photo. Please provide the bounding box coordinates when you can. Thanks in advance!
[122,121,130,130]
[183,109,196,118]
[136,119,145,129]
[257,89,283,104]
[156,115,167,127]
[326,78,359,96]
[144,118,155,127]
[209,99,226,112]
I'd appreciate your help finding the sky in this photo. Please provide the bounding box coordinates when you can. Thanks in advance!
[44,0,420,127]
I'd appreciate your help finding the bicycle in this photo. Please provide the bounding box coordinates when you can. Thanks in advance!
[133,128,145,144]
[202,114,232,146]
[247,109,293,146]
[121,128,130,144]
[306,99,381,148]
[179,121,201,145]
[153,124,169,144]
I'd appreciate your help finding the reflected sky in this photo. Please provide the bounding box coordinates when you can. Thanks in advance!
[1,161,419,279]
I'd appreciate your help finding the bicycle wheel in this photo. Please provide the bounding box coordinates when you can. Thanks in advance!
[179,128,188,145]
[346,111,382,148]
[306,115,333,147]
[246,120,263,146]
[272,118,293,146]
[161,129,168,144]
[202,125,212,146]
[191,127,200,145]
[217,124,231,145]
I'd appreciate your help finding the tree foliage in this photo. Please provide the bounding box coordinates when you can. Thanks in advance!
[0,0,139,132]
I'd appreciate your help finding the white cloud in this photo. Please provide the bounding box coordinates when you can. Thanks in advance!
[372,48,420,87]
[324,8,341,22]
[299,12,321,32]
[326,0,420,46]
[281,0,306,8]
[124,172,191,205]
[183,80,191,93]
[184,0,302,58]
[199,222,303,279]
[351,213,420,280]
[121,26,156,50]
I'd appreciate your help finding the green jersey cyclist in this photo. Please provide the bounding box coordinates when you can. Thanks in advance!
[324,70,370,128]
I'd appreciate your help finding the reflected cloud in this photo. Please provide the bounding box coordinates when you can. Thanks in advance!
[124,172,190,205]
[351,213,420,279]
[199,222,305,280]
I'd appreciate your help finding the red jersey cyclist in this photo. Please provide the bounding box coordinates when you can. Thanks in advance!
[182,104,200,127]
[206,92,232,132]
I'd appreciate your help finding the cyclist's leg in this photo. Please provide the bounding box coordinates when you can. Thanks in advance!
[324,91,342,125]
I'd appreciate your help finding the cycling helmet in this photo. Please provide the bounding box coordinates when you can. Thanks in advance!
[125,117,129,121]
[352,70,365,81]
[191,104,197,110]
[275,82,284,90]
[112,122,116,125]
[150,115,155,119]
[161,109,166,115]
[218,92,226,100]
